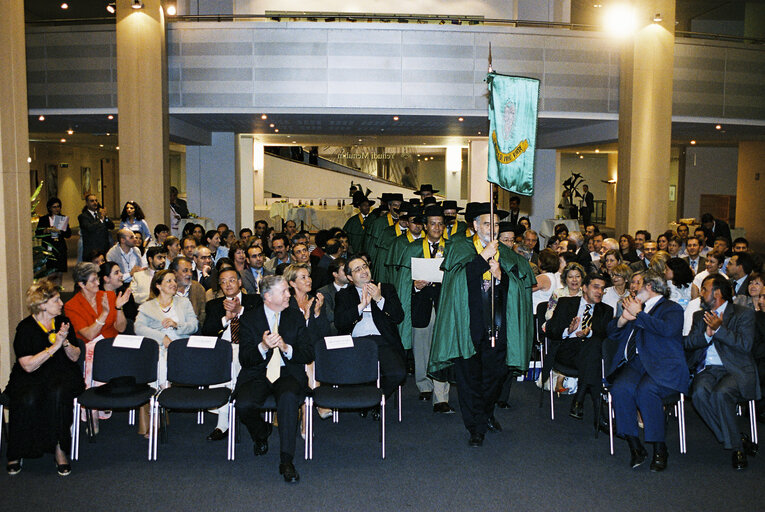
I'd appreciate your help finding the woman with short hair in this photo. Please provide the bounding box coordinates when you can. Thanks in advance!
[36,197,72,274]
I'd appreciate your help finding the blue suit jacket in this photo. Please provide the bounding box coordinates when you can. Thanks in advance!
[606,296,689,393]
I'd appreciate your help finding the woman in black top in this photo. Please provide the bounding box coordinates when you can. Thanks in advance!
[4,278,85,476]
[35,197,72,274]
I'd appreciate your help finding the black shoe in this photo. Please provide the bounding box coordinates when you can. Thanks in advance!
[732,449,748,470]
[569,400,584,420]
[56,463,72,477]
[418,391,433,402]
[487,416,502,433]
[253,438,269,457]
[742,433,758,456]
[496,401,510,409]
[206,428,227,441]
[433,402,455,414]
[279,462,300,483]
[650,444,668,472]
[370,406,381,421]
[6,460,22,475]
[627,436,647,469]
[468,433,484,447]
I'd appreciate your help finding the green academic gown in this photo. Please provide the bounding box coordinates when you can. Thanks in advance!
[343,212,368,254]
[390,236,450,351]
[372,222,406,282]
[429,235,534,375]
[443,221,469,240]
[361,212,394,257]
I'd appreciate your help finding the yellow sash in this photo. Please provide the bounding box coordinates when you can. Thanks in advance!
[358,213,366,229]
[386,213,394,227]
[395,223,405,236]
[35,318,57,344]
[473,234,498,280]
[422,237,446,259]
[444,223,459,240]
[406,231,416,243]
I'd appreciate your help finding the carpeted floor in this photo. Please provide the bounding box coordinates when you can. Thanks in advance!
[2,378,763,511]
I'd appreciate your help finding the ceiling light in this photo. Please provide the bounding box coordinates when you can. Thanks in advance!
[653,13,663,23]
[60,3,69,9]
[595,149,600,153]
[477,131,481,135]
[579,155,584,159]
[60,138,66,143]
[28,157,32,163]
[38,115,45,121]
[269,123,274,128]
[274,129,279,133]
[458,117,464,122]
[116,146,120,150]
[132,0,144,9]
[358,139,363,142]
[67,129,74,135]
[166,5,177,16]
[106,132,110,136]
[106,3,116,14]
[715,124,722,130]
[99,144,104,148]
[576,151,580,155]
[108,114,114,120]
[603,4,637,38]
[393,116,399,121]
[261,114,268,120]
[690,140,696,145]
[593,3,602,7]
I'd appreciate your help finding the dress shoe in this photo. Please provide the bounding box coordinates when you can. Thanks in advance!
[569,400,584,420]
[649,444,668,472]
[741,433,758,456]
[732,449,748,470]
[253,438,269,457]
[418,391,433,402]
[206,428,227,441]
[317,407,333,420]
[626,436,647,469]
[433,402,455,414]
[56,463,72,477]
[468,433,485,447]
[496,401,510,409]
[487,416,502,433]
[279,462,300,483]
[6,460,22,475]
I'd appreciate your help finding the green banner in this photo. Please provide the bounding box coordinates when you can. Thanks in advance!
[487,73,540,196]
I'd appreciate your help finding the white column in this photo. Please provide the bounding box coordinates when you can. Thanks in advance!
[236,135,263,230]
[468,140,489,202]
[444,146,462,200]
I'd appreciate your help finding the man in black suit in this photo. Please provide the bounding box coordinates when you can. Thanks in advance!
[169,186,189,218]
[235,275,316,483]
[192,246,214,289]
[202,268,263,441]
[78,193,114,257]
[682,236,706,275]
[581,184,594,227]
[544,273,613,420]
[569,231,594,274]
[334,255,406,401]
[685,274,759,469]
[316,257,348,336]
[726,252,754,297]
[292,242,330,291]
[630,240,657,273]
[701,212,732,248]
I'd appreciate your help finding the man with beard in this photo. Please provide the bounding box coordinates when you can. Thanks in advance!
[685,274,759,469]
[430,203,534,446]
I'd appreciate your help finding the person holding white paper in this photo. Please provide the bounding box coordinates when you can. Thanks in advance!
[36,197,72,275]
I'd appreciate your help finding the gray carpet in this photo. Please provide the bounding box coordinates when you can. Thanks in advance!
[2,379,763,511]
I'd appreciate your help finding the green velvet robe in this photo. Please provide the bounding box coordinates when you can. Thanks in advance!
[361,212,394,256]
[429,235,534,375]
[371,222,406,282]
[443,221,469,240]
[343,212,367,254]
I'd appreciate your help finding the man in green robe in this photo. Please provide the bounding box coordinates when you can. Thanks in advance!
[363,193,403,275]
[371,201,411,283]
[383,206,424,294]
[342,191,375,254]
[442,200,468,240]
[430,202,534,447]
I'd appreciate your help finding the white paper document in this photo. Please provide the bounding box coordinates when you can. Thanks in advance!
[112,335,144,349]
[187,336,218,349]
[411,257,444,283]
[324,335,355,350]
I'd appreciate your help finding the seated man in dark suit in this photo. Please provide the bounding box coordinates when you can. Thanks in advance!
[726,252,754,297]
[334,255,406,404]
[544,273,613,420]
[701,212,732,249]
[235,275,316,483]
[629,240,657,273]
[202,268,263,441]
[606,270,689,472]
[291,241,330,291]
[685,274,759,470]
[316,257,348,336]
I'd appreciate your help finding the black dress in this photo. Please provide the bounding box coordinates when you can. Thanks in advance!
[36,215,72,273]
[4,315,85,461]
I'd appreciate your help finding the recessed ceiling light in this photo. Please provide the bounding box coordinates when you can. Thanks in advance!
[458,117,464,122]
[38,115,45,121]
[99,144,104,148]
[358,139,363,142]
[579,155,584,159]
[576,151,580,155]
[715,124,722,130]
[269,123,275,128]
[106,3,116,14]
[477,131,481,135]
[274,129,279,132]
[166,5,176,15]
[393,116,399,121]
[106,132,110,136]
[60,3,69,10]
[690,140,696,145]
[67,129,74,135]
[108,114,114,120]
[116,146,120,150]
[27,157,32,163]
[261,114,268,120]
[595,149,600,153]
[60,138,66,143]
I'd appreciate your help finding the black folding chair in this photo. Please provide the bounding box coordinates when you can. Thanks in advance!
[155,338,233,460]
[72,337,159,461]
[308,337,385,459]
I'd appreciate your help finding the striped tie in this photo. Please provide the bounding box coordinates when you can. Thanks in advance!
[582,304,592,330]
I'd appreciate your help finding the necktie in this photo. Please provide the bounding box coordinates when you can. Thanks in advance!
[691,259,697,273]
[625,330,638,361]
[266,314,282,383]
[581,304,592,330]
[430,243,438,258]
[230,316,240,344]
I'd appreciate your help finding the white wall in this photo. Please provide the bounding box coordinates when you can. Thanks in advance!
[186,132,237,229]
[682,146,738,220]
[527,149,557,231]
[559,153,609,208]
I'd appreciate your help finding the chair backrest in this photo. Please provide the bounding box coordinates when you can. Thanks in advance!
[536,301,548,344]
[314,337,378,385]
[165,338,233,386]
[92,337,159,385]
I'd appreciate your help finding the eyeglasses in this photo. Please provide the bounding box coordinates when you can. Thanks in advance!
[350,263,369,274]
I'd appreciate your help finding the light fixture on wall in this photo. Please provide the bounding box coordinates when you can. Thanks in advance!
[132,0,144,10]
[166,4,177,16]
[446,146,462,174]
[253,140,264,172]
[106,3,116,13]
[653,13,663,23]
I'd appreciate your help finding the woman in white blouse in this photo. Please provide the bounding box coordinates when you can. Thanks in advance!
[135,269,198,347]
[602,263,632,316]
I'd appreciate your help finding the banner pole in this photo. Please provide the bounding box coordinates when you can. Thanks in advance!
[490,181,496,348]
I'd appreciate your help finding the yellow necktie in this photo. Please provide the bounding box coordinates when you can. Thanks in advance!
[266,313,282,383]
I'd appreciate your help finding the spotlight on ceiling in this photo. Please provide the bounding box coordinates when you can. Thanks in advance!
[106,3,116,14]
[167,4,177,16]
[132,0,144,10]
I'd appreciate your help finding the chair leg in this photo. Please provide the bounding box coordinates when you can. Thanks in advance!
[227,402,234,461]
[86,409,96,443]
[148,398,155,461]
[71,400,80,461]
[381,396,386,460]
[750,400,759,444]
[608,392,614,456]
[230,399,237,460]
[304,398,310,461]
[679,394,686,454]
[549,370,555,420]
[398,385,402,423]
